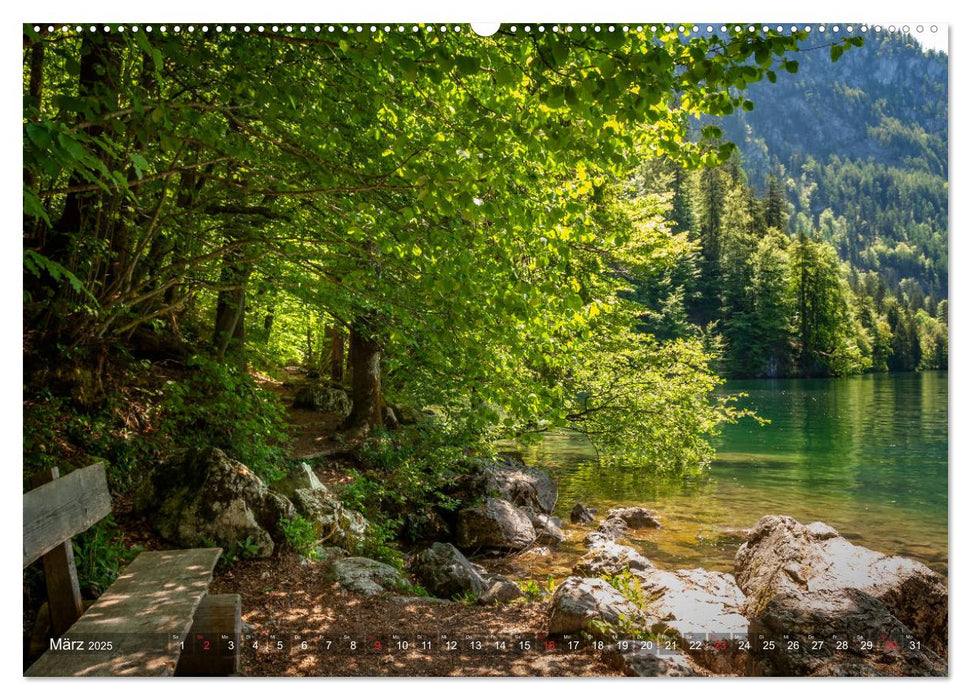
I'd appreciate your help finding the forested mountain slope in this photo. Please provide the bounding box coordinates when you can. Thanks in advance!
[719,30,948,300]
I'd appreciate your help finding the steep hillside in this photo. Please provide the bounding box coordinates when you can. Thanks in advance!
[718,30,948,299]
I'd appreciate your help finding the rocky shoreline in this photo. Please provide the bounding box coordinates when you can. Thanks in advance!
[135,448,948,677]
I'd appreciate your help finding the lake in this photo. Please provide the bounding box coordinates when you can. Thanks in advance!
[511,371,948,577]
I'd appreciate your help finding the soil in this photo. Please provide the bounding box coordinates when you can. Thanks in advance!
[209,552,619,677]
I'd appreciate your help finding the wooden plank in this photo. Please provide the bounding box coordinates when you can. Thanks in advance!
[175,594,242,676]
[25,548,221,677]
[23,462,112,568]
[30,468,85,637]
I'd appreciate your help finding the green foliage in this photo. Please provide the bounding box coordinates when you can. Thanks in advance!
[22,24,867,486]
[602,569,648,610]
[204,536,262,569]
[71,516,141,595]
[23,386,156,490]
[278,515,320,560]
[518,579,546,602]
[158,355,290,482]
[340,423,475,544]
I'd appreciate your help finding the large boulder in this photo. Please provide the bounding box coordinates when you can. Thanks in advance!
[748,588,946,676]
[547,577,650,639]
[289,488,369,551]
[410,542,488,599]
[272,463,369,551]
[293,384,352,416]
[573,540,653,578]
[606,506,662,530]
[392,404,425,426]
[272,462,325,494]
[735,515,947,656]
[467,455,557,515]
[633,567,750,673]
[331,557,410,596]
[604,646,699,677]
[455,498,536,552]
[135,447,294,557]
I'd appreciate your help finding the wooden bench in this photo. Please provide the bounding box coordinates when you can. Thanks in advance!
[23,463,241,676]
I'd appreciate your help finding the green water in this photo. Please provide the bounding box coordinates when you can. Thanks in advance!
[513,372,948,577]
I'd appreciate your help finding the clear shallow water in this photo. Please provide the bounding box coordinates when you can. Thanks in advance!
[512,372,948,577]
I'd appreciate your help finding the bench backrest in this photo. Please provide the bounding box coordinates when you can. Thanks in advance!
[23,462,111,569]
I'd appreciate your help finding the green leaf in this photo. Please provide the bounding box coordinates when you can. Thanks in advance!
[130,152,150,178]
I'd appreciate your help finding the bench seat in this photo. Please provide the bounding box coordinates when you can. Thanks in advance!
[26,548,222,676]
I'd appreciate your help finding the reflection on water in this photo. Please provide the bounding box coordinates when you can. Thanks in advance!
[511,372,948,576]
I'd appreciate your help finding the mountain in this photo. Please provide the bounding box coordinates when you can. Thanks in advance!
[718,30,948,299]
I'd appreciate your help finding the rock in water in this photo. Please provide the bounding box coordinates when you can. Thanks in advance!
[570,503,596,524]
[331,557,410,596]
[573,540,653,577]
[735,515,947,656]
[455,498,536,551]
[530,512,566,545]
[632,567,750,674]
[547,577,651,638]
[467,455,558,515]
[594,516,630,542]
[749,588,946,676]
[135,447,294,557]
[293,385,352,416]
[606,506,662,529]
[410,542,488,599]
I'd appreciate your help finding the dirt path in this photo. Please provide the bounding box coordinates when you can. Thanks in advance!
[209,553,619,677]
[216,372,623,676]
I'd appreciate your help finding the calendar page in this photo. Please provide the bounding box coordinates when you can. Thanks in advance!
[21,9,950,681]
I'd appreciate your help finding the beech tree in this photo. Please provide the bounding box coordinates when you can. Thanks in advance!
[24,24,863,466]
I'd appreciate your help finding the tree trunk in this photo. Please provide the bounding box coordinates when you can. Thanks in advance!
[343,317,383,432]
[212,247,252,364]
[329,325,345,384]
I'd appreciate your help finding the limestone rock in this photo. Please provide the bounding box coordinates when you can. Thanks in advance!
[547,577,650,638]
[749,588,946,676]
[570,503,596,524]
[605,645,699,677]
[595,516,630,542]
[735,515,947,656]
[573,540,653,577]
[288,487,370,551]
[530,512,566,545]
[478,573,524,605]
[135,447,294,557]
[331,557,410,596]
[633,567,749,674]
[455,498,536,552]
[293,385,352,416]
[393,404,425,425]
[467,455,557,515]
[606,506,662,529]
[273,462,326,496]
[410,542,488,599]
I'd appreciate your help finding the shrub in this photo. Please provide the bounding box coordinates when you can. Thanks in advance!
[71,516,142,595]
[159,355,290,482]
[279,515,320,559]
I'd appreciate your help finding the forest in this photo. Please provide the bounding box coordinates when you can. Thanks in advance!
[22,25,948,668]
